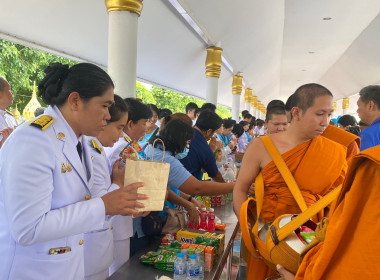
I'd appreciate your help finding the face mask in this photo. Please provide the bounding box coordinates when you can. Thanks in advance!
[175,147,189,159]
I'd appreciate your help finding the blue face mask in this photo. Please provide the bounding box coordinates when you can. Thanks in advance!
[175,147,189,159]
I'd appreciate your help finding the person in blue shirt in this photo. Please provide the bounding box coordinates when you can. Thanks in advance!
[357,85,380,151]
[180,110,226,182]
[145,118,234,197]
[138,104,159,149]
[0,63,144,279]
[218,118,236,151]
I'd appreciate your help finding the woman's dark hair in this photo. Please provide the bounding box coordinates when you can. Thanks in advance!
[124,98,152,124]
[159,113,192,132]
[195,111,222,132]
[108,94,128,123]
[222,118,235,130]
[256,119,265,127]
[158,108,173,119]
[151,119,194,155]
[38,63,114,106]
[232,123,244,138]
[147,104,159,116]
[338,114,357,127]
[239,121,249,127]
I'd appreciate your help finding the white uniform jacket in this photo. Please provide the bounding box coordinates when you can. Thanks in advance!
[104,133,133,241]
[0,106,106,280]
[83,137,119,278]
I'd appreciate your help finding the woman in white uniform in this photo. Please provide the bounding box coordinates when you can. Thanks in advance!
[0,63,146,280]
[105,98,152,272]
[84,94,143,279]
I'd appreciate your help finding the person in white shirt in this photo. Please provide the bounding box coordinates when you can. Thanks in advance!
[0,76,17,147]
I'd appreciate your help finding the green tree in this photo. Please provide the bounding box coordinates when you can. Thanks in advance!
[0,39,231,118]
[0,39,77,112]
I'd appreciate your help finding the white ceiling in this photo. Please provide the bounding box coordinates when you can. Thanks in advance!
[1,0,379,108]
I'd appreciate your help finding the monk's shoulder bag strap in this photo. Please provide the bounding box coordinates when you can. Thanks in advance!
[240,135,342,274]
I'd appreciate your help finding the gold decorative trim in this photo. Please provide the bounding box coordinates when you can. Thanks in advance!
[105,0,143,16]
[342,97,349,110]
[205,47,223,78]
[244,88,253,103]
[333,102,337,112]
[232,75,243,95]
[251,95,257,107]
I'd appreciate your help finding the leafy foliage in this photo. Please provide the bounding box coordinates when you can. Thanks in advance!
[0,39,77,112]
[0,39,231,118]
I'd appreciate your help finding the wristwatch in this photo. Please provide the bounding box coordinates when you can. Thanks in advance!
[188,196,193,202]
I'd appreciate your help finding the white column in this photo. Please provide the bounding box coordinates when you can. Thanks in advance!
[232,94,241,121]
[106,0,143,98]
[206,77,219,105]
[245,102,251,111]
[251,107,257,117]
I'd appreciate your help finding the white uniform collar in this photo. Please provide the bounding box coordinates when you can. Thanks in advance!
[48,105,79,144]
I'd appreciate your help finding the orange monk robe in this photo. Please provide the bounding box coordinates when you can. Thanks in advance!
[246,136,347,280]
[296,146,380,279]
[322,125,361,161]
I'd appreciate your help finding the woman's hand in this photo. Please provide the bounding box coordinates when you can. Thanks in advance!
[101,182,149,216]
[276,265,295,280]
[187,204,199,226]
[111,158,125,187]
[192,198,205,209]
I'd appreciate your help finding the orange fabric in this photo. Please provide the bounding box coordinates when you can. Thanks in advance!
[322,125,360,160]
[296,146,380,279]
[246,136,347,280]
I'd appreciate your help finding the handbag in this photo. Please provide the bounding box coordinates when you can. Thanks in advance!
[161,206,187,234]
[240,136,341,273]
[124,139,170,212]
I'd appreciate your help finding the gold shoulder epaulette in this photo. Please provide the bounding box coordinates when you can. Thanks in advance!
[29,115,54,130]
[91,139,102,154]
[6,110,14,116]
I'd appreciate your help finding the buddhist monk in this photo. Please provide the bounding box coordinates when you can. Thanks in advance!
[286,94,360,160]
[276,145,380,280]
[233,83,347,280]
[265,103,288,135]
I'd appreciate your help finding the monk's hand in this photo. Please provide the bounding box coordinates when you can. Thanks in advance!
[101,182,148,216]
[248,183,255,197]
[276,264,295,280]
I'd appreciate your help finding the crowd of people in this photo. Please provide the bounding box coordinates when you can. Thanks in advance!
[0,62,380,280]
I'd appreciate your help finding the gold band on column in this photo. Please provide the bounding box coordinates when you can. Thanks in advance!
[244,88,253,103]
[342,97,349,110]
[105,0,143,16]
[333,102,337,112]
[232,75,243,95]
[205,47,223,78]
[251,95,257,108]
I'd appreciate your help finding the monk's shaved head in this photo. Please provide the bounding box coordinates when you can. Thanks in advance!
[292,83,333,113]
[266,106,286,121]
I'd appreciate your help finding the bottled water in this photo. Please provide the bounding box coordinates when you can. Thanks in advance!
[174,253,187,280]
[187,254,200,280]
[195,251,204,280]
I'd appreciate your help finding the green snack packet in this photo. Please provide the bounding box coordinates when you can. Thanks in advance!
[300,232,315,244]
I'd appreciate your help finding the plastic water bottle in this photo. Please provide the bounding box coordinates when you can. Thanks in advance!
[187,254,200,280]
[199,207,208,230]
[174,253,187,280]
[207,208,215,232]
[195,251,205,280]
